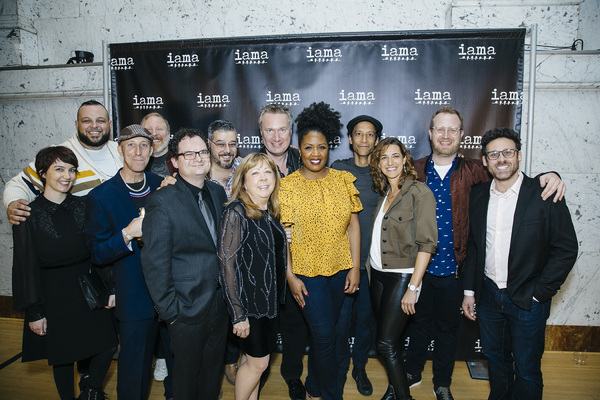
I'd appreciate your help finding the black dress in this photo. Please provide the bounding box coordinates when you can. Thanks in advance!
[12,194,117,365]
[218,200,287,357]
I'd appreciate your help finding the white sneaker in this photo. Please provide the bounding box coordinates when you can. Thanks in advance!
[154,358,168,381]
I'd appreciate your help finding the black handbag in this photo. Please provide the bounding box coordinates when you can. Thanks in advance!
[78,267,109,311]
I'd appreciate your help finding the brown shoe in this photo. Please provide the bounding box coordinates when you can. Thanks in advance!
[224,363,238,385]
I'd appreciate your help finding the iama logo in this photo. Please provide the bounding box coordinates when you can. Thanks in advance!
[234,49,269,65]
[306,47,343,63]
[110,56,134,70]
[381,45,418,62]
[414,89,451,106]
[132,95,163,110]
[197,92,231,108]
[167,52,199,68]
[458,43,496,61]
[491,88,522,105]
[339,90,376,106]
[265,91,301,107]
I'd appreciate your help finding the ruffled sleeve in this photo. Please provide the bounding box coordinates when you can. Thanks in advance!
[218,202,247,324]
[340,170,363,213]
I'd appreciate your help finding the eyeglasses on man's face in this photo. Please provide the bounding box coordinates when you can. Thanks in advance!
[211,141,238,151]
[177,150,210,160]
[431,126,461,136]
[485,148,519,160]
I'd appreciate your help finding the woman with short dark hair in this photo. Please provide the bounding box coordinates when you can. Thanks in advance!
[12,146,117,400]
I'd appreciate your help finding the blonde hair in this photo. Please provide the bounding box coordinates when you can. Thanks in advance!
[228,153,281,220]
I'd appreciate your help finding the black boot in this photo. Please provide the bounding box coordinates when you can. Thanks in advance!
[381,384,396,400]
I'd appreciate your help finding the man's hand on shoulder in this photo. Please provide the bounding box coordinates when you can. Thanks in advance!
[7,199,31,225]
[539,172,566,203]
[158,174,177,190]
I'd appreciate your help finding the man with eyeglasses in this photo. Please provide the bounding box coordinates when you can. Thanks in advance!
[207,120,243,199]
[462,128,577,400]
[141,127,228,400]
[405,107,566,400]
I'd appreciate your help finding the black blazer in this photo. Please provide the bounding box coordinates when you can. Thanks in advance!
[141,176,227,324]
[462,174,578,311]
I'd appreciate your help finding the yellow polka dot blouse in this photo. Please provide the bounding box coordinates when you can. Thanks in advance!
[280,168,363,277]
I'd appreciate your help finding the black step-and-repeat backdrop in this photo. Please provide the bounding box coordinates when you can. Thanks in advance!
[110,29,525,360]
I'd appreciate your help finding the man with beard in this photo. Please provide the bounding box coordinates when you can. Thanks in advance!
[462,128,576,400]
[405,107,566,400]
[207,120,243,199]
[3,100,122,225]
[142,112,174,178]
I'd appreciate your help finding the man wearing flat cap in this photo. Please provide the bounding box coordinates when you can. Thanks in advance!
[85,124,163,400]
[331,115,383,395]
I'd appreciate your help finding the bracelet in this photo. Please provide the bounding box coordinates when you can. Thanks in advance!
[122,228,134,241]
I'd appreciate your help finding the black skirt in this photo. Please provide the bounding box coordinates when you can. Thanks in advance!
[238,315,279,358]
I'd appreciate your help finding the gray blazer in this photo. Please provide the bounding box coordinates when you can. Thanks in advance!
[141,176,227,324]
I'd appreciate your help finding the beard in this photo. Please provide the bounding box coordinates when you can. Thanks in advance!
[78,129,110,148]
[431,140,460,158]
[212,153,236,169]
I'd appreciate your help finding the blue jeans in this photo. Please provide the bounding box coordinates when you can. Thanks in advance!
[478,278,550,400]
[298,271,348,400]
[336,269,374,377]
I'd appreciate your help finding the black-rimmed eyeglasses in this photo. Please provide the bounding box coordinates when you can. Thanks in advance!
[485,148,519,160]
[177,150,210,160]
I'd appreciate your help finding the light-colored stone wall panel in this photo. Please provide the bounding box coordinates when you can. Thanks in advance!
[451,5,579,47]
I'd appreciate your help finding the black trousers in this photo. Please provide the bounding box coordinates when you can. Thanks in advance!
[370,269,412,400]
[405,273,462,388]
[168,293,228,400]
[279,282,310,381]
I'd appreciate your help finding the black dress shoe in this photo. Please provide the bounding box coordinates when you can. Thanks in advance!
[352,367,373,396]
[286,378,306,400]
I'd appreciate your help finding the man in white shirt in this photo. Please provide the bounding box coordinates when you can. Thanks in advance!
[461,127,578,400]
[3,100,122,225]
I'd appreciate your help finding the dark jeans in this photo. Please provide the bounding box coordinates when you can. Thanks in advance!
[405,273,462,387]
[336,268,373,376]
[168,292,228,400]
[370,269,412,400]
[117,316,159,400]
[478,278,550,400]
[298,271,347,400]
[279,282,310,381]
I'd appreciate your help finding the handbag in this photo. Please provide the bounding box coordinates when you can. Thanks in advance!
[78,267,109,311]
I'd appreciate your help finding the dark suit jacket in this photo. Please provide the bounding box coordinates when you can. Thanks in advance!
[85,170,163,322]
[463,174,578,311]
[140,176,227,325]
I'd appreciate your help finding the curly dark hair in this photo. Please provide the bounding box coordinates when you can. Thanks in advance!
[480,127,521,155]
[294,102,343,146]
[369,137,418,196]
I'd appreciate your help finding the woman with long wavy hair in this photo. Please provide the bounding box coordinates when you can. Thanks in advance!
[367,137,437,400]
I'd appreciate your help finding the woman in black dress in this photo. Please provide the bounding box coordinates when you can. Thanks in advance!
[218,153,287,400]
[12,146,117,400]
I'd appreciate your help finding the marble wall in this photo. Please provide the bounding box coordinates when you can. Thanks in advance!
[0,0,598,326]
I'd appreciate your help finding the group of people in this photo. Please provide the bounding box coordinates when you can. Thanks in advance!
[6,99,577,400]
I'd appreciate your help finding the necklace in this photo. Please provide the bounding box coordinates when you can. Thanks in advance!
[121,171,147,193]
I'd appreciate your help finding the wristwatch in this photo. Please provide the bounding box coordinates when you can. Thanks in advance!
[408,283,418,292]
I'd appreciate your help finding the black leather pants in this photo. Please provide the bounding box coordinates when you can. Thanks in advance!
[370,269,412,400]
